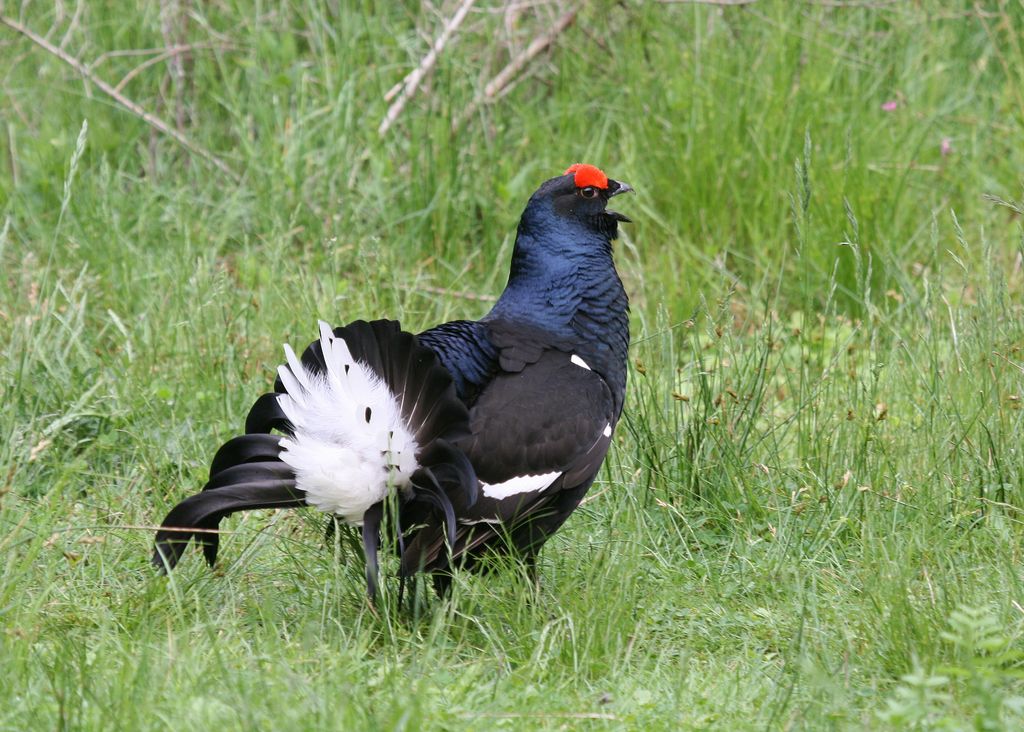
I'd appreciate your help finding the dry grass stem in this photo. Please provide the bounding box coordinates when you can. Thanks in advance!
[379,0,478,136]
[0,13,240,182]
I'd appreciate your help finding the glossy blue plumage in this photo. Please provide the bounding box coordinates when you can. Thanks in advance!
[418,171,631,417]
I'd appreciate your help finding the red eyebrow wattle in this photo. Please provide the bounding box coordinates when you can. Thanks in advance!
[564,163,609,190]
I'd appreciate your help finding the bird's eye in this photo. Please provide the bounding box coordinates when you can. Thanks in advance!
[580,186,599,199]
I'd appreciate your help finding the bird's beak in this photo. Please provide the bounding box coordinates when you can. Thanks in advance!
[609,181,633,197]
[607,180,633,222]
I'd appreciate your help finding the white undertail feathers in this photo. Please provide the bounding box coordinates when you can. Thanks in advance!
[276,322,419,523]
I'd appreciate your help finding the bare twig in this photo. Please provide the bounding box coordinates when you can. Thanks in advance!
[456,6,577,130]
[112,43,228,93]
[0,14,240,182]
[58,0,85,50]
[379,0,477,136]
[90,44,211,69]
[482,7,576,100]
[160,0,190,135]
[383,77,407,104]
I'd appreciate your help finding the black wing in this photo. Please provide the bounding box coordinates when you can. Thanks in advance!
[401,344,616,576]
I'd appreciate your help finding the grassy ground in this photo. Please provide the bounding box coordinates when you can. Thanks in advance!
[2,1,1024,729]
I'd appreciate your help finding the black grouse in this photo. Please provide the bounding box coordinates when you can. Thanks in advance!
[153,163,633,599]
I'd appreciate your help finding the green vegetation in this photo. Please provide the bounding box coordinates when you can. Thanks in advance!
[2,1,1023,728]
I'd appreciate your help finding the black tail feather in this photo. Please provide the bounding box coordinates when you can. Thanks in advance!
[205,461,295,491]
[361,502,384,601]
[153,480,306,570]
[409,468,457,547]
[209,433,285,478]
[331,321,471,448]
[245,393,292,435]
[397,440,477,578]
[415,440,478,509]
[297,335,327,378]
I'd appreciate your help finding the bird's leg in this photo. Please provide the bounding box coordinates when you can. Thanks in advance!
[329,519,365,564]
[521,552,545,599]
[524,552,538,585]
[402,574,431,618]
[324,516,337,546]
[432,570,453,598]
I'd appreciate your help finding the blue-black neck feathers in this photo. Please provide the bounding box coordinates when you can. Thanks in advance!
[483,174,631,414]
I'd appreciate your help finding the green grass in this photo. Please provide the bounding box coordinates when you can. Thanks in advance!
[3,1,1024,729]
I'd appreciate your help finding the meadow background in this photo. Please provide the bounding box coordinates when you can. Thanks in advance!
[2,1,1023,729]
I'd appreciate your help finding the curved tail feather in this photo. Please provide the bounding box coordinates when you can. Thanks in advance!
[244,394,292,435]
[153,479,306,570]
[209,434,285,478]
[362,502,384,601]
[397,439,476,577]
[152,319,477,600]
[205,461,295,491]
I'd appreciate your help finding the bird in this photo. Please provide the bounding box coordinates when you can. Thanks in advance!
[153,163,633,600]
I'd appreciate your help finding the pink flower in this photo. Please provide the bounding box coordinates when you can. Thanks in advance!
[941,137,953,156]
[881,100,899,112]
